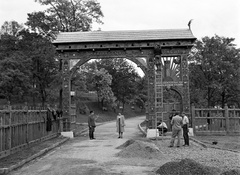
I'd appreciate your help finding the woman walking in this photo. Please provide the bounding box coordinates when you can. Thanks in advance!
[116,113,125,138]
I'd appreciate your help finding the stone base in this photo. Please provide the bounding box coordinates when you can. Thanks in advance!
[61,131,74,138]
[188,128,194,136]
[146,129,159,138]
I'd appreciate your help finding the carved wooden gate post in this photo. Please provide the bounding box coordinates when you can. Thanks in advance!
[146,55,156,129]
[181,54,191,114]
[146,45,163,129]
[61,54,71,131]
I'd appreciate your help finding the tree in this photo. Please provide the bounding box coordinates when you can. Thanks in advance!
[1,21,23,36]
[0,34,18,60]
[17,29,57,106]
[95,58,140,111]
[0,53,31,102]
[0,19,58,106]
[93,68,115,108]
[0,29,31,103]
[26,0,103,36]
[75,61,115,109]
[189,35,240,108]
[132,76,147,111]
[25,0,104,107]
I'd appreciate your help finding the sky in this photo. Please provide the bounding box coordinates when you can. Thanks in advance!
[0,0,239,48]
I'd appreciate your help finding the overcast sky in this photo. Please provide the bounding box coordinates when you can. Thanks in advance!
[0,0,239,47]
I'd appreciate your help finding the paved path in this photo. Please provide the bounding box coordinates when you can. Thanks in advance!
[10,116,157,175]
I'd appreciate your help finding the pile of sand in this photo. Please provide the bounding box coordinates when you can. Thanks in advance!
[116,139,135,149]
[221,169,240,175]
[156,158,221,175]
[116,139,161,159]
[156,158,240,175]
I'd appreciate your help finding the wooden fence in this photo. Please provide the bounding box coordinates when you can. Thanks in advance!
[191,105,240,136]
[0,105,62,159]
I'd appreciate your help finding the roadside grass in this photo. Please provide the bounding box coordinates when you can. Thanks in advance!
[193,135,240,152]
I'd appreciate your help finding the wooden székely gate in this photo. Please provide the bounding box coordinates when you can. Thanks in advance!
[53,29,196,130]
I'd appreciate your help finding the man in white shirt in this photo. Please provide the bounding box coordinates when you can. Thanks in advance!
[157,119,168,136]
[182,112,189,146]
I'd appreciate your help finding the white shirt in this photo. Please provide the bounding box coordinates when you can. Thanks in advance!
[182,115,189,125]
[158,122,168,129]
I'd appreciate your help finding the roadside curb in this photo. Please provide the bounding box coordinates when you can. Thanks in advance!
[189,138,240,153]
[189,137,208,148]
[138,122,147,136]
[0,137,69,175]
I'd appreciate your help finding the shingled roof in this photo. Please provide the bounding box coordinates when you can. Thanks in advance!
[53,29,196,44]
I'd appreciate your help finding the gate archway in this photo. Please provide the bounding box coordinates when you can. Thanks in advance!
[53,29,196,130]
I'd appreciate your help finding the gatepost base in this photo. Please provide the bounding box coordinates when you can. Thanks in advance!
[61,131,74,138]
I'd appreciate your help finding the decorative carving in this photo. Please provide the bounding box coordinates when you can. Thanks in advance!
[154,45,162,56]
[162,48,190,55]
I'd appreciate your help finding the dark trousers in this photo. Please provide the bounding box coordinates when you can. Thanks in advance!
[182,124,189,145]
[89,126,95,139]
[158,127,168,134]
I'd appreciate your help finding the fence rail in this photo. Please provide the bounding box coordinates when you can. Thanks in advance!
[191,105,240,136]
[0,105,62,159]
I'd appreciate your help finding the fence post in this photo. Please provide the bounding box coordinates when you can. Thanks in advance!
[25,103,29,143]
[8,103,12,151]
[191,105,195,135]
[224,104,229,135]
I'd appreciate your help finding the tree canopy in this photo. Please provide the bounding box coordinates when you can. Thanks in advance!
[0,21,57,106]
[26,0,103,38]
[189,35,240,108]
[94,58,143,110]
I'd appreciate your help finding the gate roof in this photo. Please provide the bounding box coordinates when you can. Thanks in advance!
[53,29,196,44]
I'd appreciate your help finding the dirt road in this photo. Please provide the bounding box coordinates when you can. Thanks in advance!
[9,116,157,175]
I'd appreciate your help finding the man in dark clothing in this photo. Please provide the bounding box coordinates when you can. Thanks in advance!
[46,107,52,132]
[88,111,98,140]
[169,109,177,121]
[182,112,190,146]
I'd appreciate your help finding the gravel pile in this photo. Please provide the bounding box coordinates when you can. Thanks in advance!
[221,169,240,175]
[115,139,240,173]
[156,158,221,175]
[156,158,240,175]
[154,139,240,172]
[116,139,161,159]
[116,139,135,149]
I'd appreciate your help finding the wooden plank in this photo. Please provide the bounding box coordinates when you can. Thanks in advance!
[195,131,227,136]
[195,117,225,119]
[0,115,2,152]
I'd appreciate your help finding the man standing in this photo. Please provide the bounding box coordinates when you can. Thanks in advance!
[182,112,190,146]
[169,112,183,147]
[88,110,98,140]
